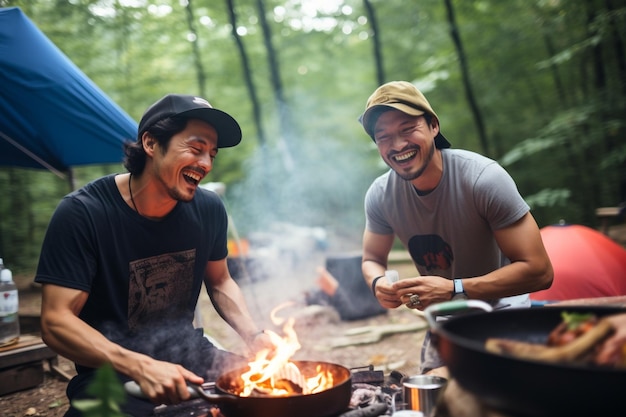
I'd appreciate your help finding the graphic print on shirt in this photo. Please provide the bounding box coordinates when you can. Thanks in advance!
[128,249,196,330]
[408,234,453,272]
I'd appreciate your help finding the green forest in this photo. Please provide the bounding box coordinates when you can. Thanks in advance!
[1,0,625,273]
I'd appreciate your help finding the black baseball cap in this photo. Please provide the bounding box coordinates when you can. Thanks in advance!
[138,94,242,148]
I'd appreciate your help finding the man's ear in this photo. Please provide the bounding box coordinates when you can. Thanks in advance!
[431,116,440,136]
[141,132,156,156]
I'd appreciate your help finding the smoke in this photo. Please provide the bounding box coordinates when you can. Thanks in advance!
[226,134,377,246]
[212,132,382,319]
[101,317,246,377]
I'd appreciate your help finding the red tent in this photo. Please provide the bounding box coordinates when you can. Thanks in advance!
[531,224,626,301]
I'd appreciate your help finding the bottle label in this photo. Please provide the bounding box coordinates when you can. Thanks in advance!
[0,290,18,316]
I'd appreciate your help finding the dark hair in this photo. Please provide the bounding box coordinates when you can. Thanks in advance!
[123,116,189,175]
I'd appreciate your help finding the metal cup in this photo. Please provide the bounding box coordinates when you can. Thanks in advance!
[402,375,447,417]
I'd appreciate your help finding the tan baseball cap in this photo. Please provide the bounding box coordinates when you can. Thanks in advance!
[359,81,451,148]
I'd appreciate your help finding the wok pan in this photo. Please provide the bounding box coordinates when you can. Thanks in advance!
[125,360,351,417]
[425,300,626,417]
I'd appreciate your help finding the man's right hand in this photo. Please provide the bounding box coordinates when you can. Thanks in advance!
[134,357,204,405]
[373,279,403,309]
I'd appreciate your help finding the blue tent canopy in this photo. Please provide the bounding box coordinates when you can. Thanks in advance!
[0,7,137,176]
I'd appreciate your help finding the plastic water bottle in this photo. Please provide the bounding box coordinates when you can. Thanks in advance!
[385,269,400,284]
[0,258,20,347]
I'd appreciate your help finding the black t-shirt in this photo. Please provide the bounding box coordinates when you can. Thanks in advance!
[35,174,229,372]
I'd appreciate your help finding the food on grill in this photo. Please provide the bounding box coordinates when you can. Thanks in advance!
[547,312,599,346]
[485,311,626,368]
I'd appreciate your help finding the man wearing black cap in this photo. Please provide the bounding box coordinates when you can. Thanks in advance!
[359,81,554,376]
[35,94,271,416]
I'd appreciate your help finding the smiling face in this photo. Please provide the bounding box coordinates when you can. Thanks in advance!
[149,118,218,202]
[373,109,440,184]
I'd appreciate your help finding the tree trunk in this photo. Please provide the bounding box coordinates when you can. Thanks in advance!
[541,33,569,108]
[363,0,384,85]
[255,0,294,172]
[225,0,267,147]
[183,0,206,96]
[584,0,623,208]
[604,0,626,96]
[442,0,490,157]
[604,0,626,202]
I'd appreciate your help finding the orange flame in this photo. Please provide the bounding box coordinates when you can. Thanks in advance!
[238,302,334,397]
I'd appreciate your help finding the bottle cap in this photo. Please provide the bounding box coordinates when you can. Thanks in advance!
[0,268,12,282]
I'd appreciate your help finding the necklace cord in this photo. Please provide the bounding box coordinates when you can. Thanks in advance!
[129,174,140,215]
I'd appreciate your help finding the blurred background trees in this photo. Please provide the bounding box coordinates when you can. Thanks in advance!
[0,0,624,272]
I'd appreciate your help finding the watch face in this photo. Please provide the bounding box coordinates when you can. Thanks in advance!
[453,279,464,295]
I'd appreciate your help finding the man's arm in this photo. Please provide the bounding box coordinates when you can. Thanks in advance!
[391,212,553,309]
[462,212,553,299]
[362,229,402,308]
[40,283,203,404]
[204,259,266,348]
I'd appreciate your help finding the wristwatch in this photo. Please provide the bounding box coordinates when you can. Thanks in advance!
[451,278,468,300]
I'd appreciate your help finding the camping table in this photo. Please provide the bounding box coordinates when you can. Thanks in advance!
[0,334,58,396]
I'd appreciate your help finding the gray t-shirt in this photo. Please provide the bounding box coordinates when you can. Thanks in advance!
[365,148,531,307]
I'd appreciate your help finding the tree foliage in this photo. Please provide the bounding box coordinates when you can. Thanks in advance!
[0,0,624,272]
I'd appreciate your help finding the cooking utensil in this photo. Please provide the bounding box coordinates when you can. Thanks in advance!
[425,300,626,417]
[125,360,351,417]
[401,375,447,417]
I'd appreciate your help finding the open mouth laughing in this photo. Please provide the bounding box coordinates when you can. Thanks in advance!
[392,149,418,163]
[183,169,203,186]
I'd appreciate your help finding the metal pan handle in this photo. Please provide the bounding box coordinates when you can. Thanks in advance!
[123,380,216,400]
[190,383,240,404]
[424,300,493,329]
[123,380,157,399]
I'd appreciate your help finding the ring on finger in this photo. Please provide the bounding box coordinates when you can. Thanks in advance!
[403,293,416,303]
[406,294,420,308]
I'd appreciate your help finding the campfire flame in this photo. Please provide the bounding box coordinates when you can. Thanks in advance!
[239,302,334,397]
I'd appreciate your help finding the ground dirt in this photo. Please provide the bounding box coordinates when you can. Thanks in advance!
[3,222,625,417]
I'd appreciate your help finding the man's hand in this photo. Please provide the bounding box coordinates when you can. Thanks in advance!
[595,313,626,367]
[392,275,454,310]
[247,330,278,357]
[135,358,204,405]
[373,278,403,309]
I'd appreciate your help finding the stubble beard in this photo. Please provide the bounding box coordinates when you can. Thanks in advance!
[168,184,194,203]
[155,170,194,203]
[395,142,435,182]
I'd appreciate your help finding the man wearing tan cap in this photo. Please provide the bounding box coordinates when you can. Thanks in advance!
[359,81,553,376]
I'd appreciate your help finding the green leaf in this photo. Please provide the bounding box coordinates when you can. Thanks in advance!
[70,363,128,417]
[48,400,64,409]
[561,311,594,331]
